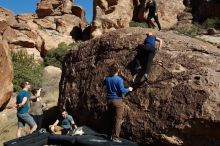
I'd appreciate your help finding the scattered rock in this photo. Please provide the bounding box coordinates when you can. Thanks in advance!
[196,34,220,46]
[207,28,217,35]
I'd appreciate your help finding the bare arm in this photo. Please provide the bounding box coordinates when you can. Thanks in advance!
[156,37,163,50]
[52,119,59,126]
[30,88,42,100]
[17,97,27,109]
[71,120,77,129]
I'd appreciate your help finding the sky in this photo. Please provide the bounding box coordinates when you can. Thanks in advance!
[0,0,93,22]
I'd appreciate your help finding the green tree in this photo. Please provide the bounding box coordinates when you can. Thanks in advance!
[44,42,78,68]
[12,50,44,92]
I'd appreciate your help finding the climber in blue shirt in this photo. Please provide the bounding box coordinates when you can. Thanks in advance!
[133,32,163,83]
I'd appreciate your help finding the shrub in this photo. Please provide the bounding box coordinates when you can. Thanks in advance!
[184,7,192,13]
[129,21,148,28]
[202,17,220,29]
[12,50,44,92]
[44,42,78,68]
[175,24,203,37]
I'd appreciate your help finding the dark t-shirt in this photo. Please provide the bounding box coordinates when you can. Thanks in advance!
[16,90,30,114]
[146,0,157,15]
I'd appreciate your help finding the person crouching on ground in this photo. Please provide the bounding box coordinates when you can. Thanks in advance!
[49,110,77,134]
[103,64,133,143]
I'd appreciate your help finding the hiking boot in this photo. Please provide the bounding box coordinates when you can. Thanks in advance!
[112,138,122,143]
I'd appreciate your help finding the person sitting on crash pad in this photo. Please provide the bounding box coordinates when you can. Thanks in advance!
[49,110,77,134]
[133,32,163,82]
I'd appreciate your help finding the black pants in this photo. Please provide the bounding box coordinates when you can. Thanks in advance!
[142,49,156,75]
[134,44,156,75]
[147,14,161,30]
[32,114,43,130]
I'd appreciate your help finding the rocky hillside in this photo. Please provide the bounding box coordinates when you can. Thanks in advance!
[59,27,220,146]
[91,0,186,37]
[0,40,13,111]
[0,0,87,110]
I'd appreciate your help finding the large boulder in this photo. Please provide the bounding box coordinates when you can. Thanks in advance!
[36,0,74,18]
[191,0,220,20]
[72,5,87,28]
[91,0,134,37]
[59,27,220,145]
[42,66,62,107]
[0,40,13,111]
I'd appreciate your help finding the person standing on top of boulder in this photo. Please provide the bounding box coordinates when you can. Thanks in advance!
[16,81,38,137]
[133,32,163,82]
[103,64,133,143]
[146,0,161,31]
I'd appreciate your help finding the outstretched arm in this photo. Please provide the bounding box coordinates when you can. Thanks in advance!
[30,88,42,100]
[156,37,163,50]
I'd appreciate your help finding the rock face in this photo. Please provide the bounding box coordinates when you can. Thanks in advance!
[177,11,193,26]
[191,0,220,20]
[133,0,185,28]
[91,0,134,37]
[42,66,62,106]
[59,27,220,145]
[0,1,86,110]
[0,2,86,53]
[92,0,185,37]
[0,40,13,111]
[36,0,74,18]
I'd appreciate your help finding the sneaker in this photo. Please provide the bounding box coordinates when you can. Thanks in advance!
[112,138,122,143]
[132,74,138,83]
[144,73,148,79]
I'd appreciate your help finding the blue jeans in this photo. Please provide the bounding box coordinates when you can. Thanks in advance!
[17,113,36,128]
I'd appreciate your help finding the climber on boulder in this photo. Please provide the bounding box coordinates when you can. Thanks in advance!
[133,32,163,83]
